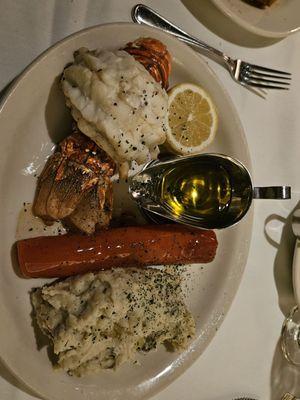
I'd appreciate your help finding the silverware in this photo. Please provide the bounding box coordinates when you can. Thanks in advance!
[282,393,297,400]
[132,4,291,90]
[129,153,291,230]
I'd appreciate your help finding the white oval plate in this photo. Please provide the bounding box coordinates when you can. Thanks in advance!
[211,0,300,38]
[0,23,253,400]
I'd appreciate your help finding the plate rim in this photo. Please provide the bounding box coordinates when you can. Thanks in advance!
[211,0,300,38]
[0,21,253,400]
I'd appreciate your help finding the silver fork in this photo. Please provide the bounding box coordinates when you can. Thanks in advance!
[132,4,291,90]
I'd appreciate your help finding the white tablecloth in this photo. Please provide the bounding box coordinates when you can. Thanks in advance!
[1,1,300,399]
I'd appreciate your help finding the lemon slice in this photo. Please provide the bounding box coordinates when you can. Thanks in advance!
[165,83,218,155]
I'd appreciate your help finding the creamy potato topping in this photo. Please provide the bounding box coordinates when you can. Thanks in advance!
[32,268,195,376]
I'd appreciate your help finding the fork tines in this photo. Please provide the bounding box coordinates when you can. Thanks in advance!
[243,63,291,90]
[251,64,291,76]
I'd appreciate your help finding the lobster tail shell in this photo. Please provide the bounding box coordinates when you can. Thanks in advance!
[123,37,171,89]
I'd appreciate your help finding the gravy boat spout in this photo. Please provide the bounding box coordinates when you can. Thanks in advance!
[129,153,291,229]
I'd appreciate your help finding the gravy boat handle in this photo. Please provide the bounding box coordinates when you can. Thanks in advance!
[253,186,291,199]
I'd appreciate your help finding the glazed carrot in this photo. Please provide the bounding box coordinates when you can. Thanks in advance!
[17,224,218,278]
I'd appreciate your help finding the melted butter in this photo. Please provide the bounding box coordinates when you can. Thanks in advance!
[160,162,232,220]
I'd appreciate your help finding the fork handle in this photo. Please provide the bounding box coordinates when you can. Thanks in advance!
[132,4,228,63]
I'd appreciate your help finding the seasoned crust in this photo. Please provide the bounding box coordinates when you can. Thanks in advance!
[33,129,115,233]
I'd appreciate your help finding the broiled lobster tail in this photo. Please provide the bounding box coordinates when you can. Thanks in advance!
[33,128,116,234]
[123,37,171,89]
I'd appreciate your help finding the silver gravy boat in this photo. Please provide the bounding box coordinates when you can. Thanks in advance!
[129,153,291,229]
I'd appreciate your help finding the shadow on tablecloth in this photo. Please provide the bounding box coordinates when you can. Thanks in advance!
[180,0,282,48]
[264,201,300,317]
[270,339,300,400]
[0,78,16,101]
[266,201,300,399]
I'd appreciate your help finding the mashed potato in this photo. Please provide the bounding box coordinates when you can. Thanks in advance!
[61,48,168,178]
[31,268,195,376]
